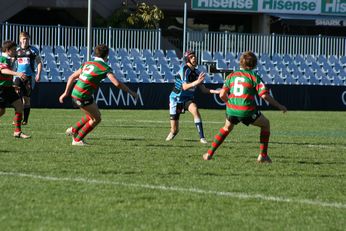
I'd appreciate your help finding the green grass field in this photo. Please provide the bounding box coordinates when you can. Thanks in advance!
[0,109,345,230]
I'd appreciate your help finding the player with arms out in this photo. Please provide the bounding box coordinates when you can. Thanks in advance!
[14,31,42,125]
[0,40,30,138]
[203,51,287,162]
[166,50,220,144]
[59,44,138,146]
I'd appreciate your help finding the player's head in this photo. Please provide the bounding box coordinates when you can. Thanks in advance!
[19,31,30,48]
[240,51,257,70]
[94,44,109,61]
[183,50,197,67]
[1,40,17,57]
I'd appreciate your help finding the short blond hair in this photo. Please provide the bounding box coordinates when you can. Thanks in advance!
[19,31,30,38]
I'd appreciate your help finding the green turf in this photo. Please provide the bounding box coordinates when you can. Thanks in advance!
[0,109,345,230]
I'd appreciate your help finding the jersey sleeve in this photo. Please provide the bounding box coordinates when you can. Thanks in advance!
[222,74,232,92]
[254,73,269,96]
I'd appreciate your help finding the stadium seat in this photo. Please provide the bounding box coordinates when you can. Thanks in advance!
[340,56,346,67]
[166,50,179,61]
[213,51,224,61]
[138,71,151,83]
[225,51,237,62]
[130,48,141,58]
[154,49,165,60]
[212,73,224,84]
[282,54,294,65]
[55,46,66,55]
[151,70,165,83]
[293,54,305,66]
[216,59,229,71]
[48,67,63,82]
[201,50,214,63]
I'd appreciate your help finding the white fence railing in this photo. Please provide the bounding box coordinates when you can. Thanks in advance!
[1,22,345,60]
[0,22,162,51]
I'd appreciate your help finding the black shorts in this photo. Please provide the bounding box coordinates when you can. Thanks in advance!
[0,87,20,108]
[72,97,94,108]
[13,76,32,97]
[169,99,195,120]
[226,111,262,126]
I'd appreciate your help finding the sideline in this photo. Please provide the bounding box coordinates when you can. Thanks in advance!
[0,171,345,209]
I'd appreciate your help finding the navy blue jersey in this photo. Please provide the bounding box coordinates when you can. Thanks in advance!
[16,45,40,77]
[170,65,200,102]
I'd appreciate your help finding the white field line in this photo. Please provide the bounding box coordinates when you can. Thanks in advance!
[0,171,345,209]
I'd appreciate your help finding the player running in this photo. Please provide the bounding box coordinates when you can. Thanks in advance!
[166,50,220,144]
[203,51,287,162]
[0,40,30,138]
[59,44,138,146]
[14,31,42,125]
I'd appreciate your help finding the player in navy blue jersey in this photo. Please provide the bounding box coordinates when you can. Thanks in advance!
[166,50,220,144]
[14,31,42,125]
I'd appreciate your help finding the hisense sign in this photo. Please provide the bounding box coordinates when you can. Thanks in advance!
[192,0,258,12]
[191,0,346,15]
[259,0,320,14]
[322,0,346,14]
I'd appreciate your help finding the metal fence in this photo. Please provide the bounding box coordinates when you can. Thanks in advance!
[186,31,346,61]
[0,22,161,50]
[1,22,345,59]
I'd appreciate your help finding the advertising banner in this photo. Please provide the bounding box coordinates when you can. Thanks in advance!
[192,0,346,16]
[31,83,346,111]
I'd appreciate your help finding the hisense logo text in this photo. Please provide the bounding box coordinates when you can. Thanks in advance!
[198,0,254,9]
[325,0,346,13]
[262,0,316,11]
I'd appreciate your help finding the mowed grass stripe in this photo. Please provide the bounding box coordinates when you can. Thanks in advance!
[1,171,345,209]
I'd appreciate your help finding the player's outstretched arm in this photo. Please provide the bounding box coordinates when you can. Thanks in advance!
[59,69,82,103]
[182,72,205,91]
[261,93,287,113]
[219,88,228,103]
[198,84,220,94]
[107,73,138,99]
[1,69,27,80]
[35,56,43,82]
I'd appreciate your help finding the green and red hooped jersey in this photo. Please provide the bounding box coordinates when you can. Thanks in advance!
[0,56,14,87]
[223,69,268,117]
[71,59,112,101]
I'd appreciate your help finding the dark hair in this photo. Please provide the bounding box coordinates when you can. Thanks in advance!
[1,40,17,52]
[94,44,109,59]
[239,51,257,70]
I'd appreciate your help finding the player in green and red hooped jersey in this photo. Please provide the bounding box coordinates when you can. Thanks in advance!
[0,40,30,138]
[203,51,287,163]
[59,44,138,146]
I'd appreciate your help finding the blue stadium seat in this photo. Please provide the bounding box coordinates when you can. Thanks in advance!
[225,51,237,62]
[216,59,229,71]
[212,73,224,84]
[317,55,328,65]
[67,46,79,56]
[201,50,214,63]
[154,49,165,60]
[130,48,141,59]
[213,51,224,61]
[293,54,305,66]
[259,53,270,65]
[328,55,339,66]
[164,72,175,83]
[138,71,151,83]
[48,67,63,82]
[340,56,346,67]
[271,54,282,65]
[305,55,316,66]
[282,54,294,65]
[166,50,179,61]
[151,70,165,83]
[55,46,65,55]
